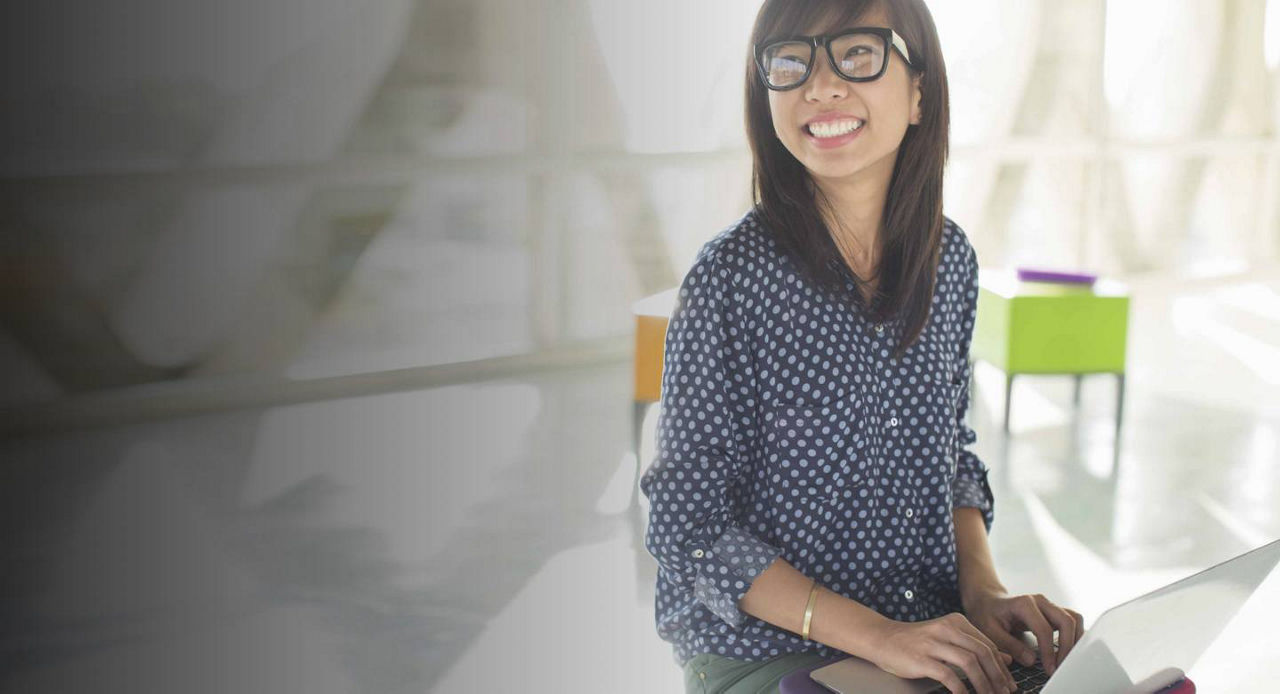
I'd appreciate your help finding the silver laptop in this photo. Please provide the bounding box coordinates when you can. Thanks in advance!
[810,536,1280,694]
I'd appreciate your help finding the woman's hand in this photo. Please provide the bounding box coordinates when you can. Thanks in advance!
[962,589,1086,676]
[865,612,1018,694]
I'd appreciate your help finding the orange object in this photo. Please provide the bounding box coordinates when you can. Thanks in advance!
[632,289,678,403]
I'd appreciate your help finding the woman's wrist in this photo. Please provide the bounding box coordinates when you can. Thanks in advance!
[960,580,1008,613]
[809,587,895,658]
[953,507,1008,613]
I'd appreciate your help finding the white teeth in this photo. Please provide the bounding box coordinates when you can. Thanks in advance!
[808,119,864,138]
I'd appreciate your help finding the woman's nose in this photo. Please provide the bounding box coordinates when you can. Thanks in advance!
[804,54,847,102]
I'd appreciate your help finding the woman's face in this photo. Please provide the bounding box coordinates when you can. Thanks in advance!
[767,4,922,190]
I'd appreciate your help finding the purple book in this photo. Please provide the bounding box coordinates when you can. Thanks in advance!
[778,658,845,694]
[1016,267,1097,285]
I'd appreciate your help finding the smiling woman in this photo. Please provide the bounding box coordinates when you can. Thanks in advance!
[639,2,1085,693]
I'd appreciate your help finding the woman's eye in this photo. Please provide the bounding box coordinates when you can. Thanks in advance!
[771,56,806,72]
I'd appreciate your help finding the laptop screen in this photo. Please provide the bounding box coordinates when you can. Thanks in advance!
[1061,538,1280,687]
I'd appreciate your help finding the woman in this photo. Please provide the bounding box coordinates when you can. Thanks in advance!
[639,1,1085,693]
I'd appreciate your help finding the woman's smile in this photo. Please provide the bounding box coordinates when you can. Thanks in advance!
[803,112,867,149]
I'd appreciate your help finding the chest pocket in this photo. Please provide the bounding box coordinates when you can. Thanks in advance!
[763,397,874,568]
[763,398,871,511]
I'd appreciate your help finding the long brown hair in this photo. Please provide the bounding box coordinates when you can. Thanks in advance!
[745,0,949,359]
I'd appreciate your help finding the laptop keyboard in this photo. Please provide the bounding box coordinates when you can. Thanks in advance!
[926,660,1050,693]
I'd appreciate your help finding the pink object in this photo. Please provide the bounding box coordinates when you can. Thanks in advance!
[1155,677,1196,693]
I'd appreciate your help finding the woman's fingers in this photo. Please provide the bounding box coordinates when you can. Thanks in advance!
[1011,595,1058,674]
[933,642,1002,694]
[1068,608,1086,643]
[1034,595,1078,663]
[923,661,968,694]
[979,624,1035,672]
[953,631,1017,693]
[873,613,1047,693]
[946,616,1015,691]
[952,615,1007,662]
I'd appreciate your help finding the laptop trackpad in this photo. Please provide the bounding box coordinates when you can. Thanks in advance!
[809,655,947,693]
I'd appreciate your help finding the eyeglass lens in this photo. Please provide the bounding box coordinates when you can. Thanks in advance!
[762,32,887,89]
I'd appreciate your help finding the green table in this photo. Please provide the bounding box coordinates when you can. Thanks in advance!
[971,270,1130,439]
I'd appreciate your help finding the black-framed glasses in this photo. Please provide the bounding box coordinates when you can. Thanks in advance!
[754,27,917,91]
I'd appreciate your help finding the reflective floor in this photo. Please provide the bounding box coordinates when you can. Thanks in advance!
[3,271,1280,693]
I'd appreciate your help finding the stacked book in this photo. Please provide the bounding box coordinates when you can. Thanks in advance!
[1016,267,1097,286]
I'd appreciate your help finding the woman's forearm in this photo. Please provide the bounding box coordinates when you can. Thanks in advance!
[735,510,1003,657]
[739,556,892,658]
[953,506,1008,607]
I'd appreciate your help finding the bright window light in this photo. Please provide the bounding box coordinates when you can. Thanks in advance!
[588,0,760,152]
[1268,0,1280,69]
[1103,0,1150,107]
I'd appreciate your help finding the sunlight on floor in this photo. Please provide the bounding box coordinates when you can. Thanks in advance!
[973,362,1072,435]
[1021,491,1196,623]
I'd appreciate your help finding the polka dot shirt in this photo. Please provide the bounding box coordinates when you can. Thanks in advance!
[639,209,994,668]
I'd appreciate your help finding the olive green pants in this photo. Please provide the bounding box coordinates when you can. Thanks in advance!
[682,652,830,694]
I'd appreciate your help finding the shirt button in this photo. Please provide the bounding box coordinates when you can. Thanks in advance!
[905,509,914,519]
[889,417,899,427]
[692,549,705,559]
[904,590,914,600]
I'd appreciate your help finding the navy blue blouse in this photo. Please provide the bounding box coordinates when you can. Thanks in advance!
[640,209,994,667]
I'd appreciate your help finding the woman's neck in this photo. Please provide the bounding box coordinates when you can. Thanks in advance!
[811,171,891,274]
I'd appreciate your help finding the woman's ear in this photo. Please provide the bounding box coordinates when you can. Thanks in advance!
[909,74,924,125]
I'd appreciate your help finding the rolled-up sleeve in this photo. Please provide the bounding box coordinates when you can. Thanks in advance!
[639,245,782,629]
[951,242,995,532]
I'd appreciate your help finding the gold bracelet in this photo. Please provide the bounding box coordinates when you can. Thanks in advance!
[801,580,820,640]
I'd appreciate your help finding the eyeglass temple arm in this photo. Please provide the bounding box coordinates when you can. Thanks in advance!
[890,30,914,70]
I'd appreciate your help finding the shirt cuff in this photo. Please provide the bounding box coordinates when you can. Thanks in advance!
[952,463,995,533]
[689,525,783,629]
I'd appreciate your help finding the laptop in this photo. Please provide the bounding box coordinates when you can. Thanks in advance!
[809,537,1280,694]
